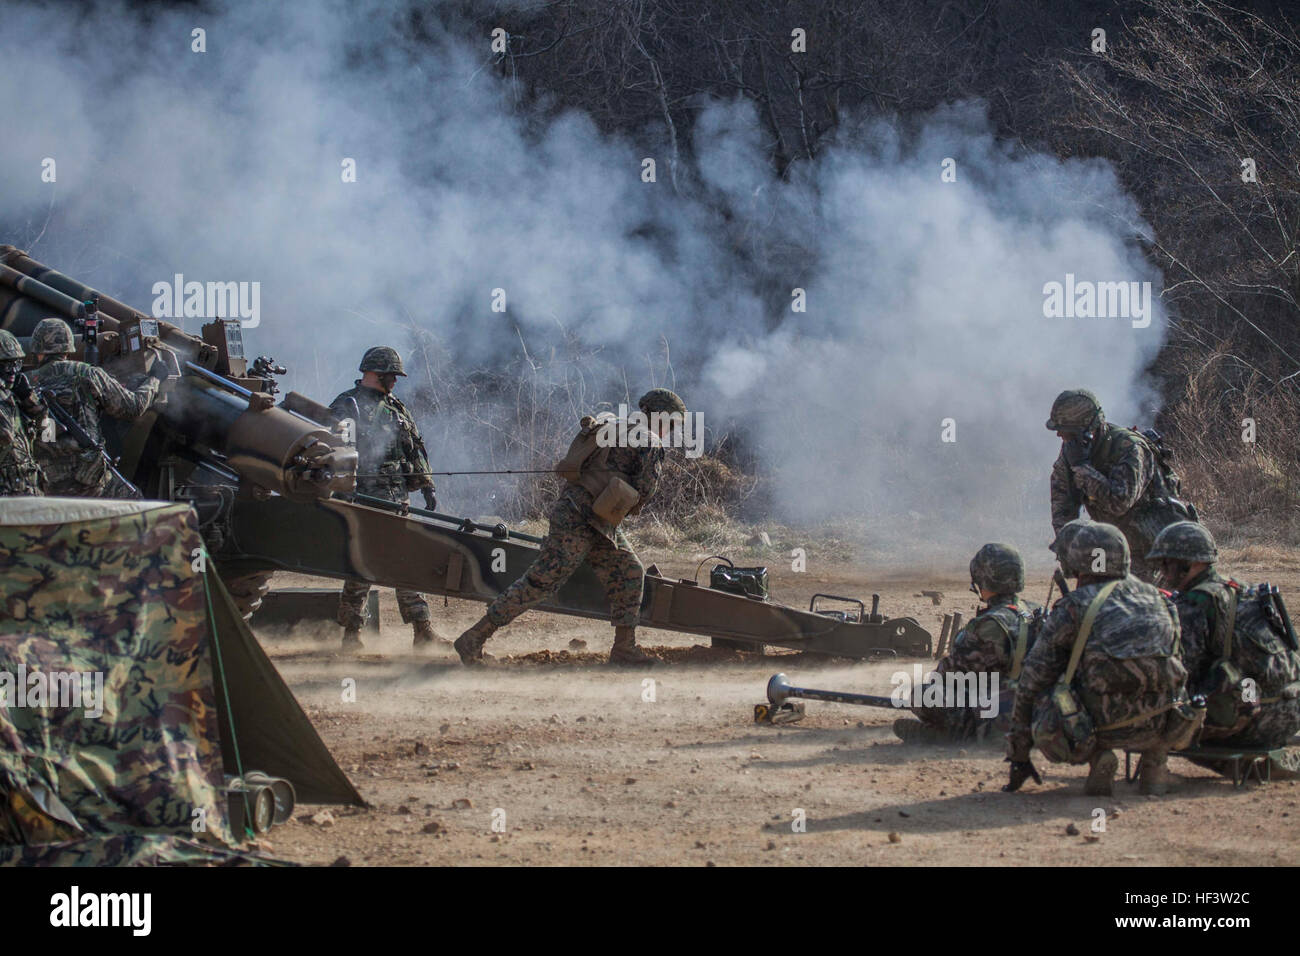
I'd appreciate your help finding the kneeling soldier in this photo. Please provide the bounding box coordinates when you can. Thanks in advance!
[1150,521,1300,778]
[894,543,1040,744]
[1005,522,1191,796]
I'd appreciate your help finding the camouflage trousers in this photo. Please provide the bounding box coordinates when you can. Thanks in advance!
[913,682,1015,742]
[337,580,430,629]
[486,496,644,628]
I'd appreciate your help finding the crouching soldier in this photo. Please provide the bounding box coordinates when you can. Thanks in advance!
[1004,522,1196,796]
[894,543,1040,744]
[454,388,686,667]
[1149,521,1300,779]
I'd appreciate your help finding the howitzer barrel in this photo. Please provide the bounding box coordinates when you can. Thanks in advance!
[766,672,898,709]
[0,246,204,360]
[162,367,356,500]
[0,262,87,330]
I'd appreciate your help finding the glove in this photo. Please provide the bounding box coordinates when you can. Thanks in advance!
[147,358,170,383]
[11,372,32,402]
[1002,757,1043,792]
[421,487,437,512]
[1062,436,1091,468]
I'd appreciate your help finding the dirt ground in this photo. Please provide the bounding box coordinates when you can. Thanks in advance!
[254,547,1300,866]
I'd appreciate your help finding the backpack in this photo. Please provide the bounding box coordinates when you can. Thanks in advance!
[1195,580,1300,729]
[1133,426,1199,522]
[554,413,642,526]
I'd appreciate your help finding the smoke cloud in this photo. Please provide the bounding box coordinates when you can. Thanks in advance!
[0,0,1167,562]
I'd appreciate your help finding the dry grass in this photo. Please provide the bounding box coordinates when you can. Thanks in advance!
[1161,345,1300,546]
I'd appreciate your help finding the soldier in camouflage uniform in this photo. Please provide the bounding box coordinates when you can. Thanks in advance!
[1046,389,1196,582]
[1148,522,1300,779]
[0,330,46,496]
[330,346,441,651]
[894,543,1041,744]
[454,388,685,667]
[1005,522,1189,795]
[27,317,162,498]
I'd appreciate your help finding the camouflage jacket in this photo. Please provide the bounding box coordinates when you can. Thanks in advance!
[329,383,431,503]
[1050,423,1164,532]
[937,594,1040,680]
[1008,575,1186,758]
[1172,567,1233,695]
[28,359,158,491]
[0,387,46,495]
[563,439,666,541]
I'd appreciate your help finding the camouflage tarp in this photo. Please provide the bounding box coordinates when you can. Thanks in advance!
[0,497,360,866]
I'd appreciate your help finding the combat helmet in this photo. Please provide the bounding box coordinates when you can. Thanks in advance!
[359,346,406,376]
[0,330,23,389]
[31,317,75,355]
[0,329,23,360]
[1050,518,1095,574]
[1045,389,1103,432]
[1066,521,1129,579]
[1146,521,1217,565]
[969,543,1024,595]
[638,387,686,416]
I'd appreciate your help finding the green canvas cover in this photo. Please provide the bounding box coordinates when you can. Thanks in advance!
[0,497,361,866]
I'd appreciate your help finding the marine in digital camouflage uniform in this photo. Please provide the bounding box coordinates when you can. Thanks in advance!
[1006,522,1189,795]
[454,388,685,667]
[27,317,161,498]
[1149,522,1300,779]
[0,330,46,496]
[895,543,1040,744]
[330,346,440,650]
[1046,389,1196,582]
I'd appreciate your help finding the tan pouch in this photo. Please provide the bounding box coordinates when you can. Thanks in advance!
[592,476,639,526]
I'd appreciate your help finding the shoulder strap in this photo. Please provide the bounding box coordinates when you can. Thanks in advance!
[1063,580,1122,685]
[1009,612,1030,681]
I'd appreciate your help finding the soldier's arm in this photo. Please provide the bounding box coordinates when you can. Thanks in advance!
[1007,603,1078,758]
[89,367,158,420]
[1049,452,1081,533]
[1071,434,1151,514]
[631,445,665,500]
[1176,591,1214,691]
[404,417,434,491]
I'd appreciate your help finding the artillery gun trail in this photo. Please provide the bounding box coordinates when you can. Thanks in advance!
[0,246,932,660]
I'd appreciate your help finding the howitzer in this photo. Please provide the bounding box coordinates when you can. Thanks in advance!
[35,385,141,497]
[0,245,933,659]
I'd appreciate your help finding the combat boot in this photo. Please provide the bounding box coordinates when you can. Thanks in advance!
[341,627,364,651]
[454,616,497,666]
[1084,749,1118,796]
[1138,749,1173,795]
[608,626,655,666]
[411,619,443,650]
